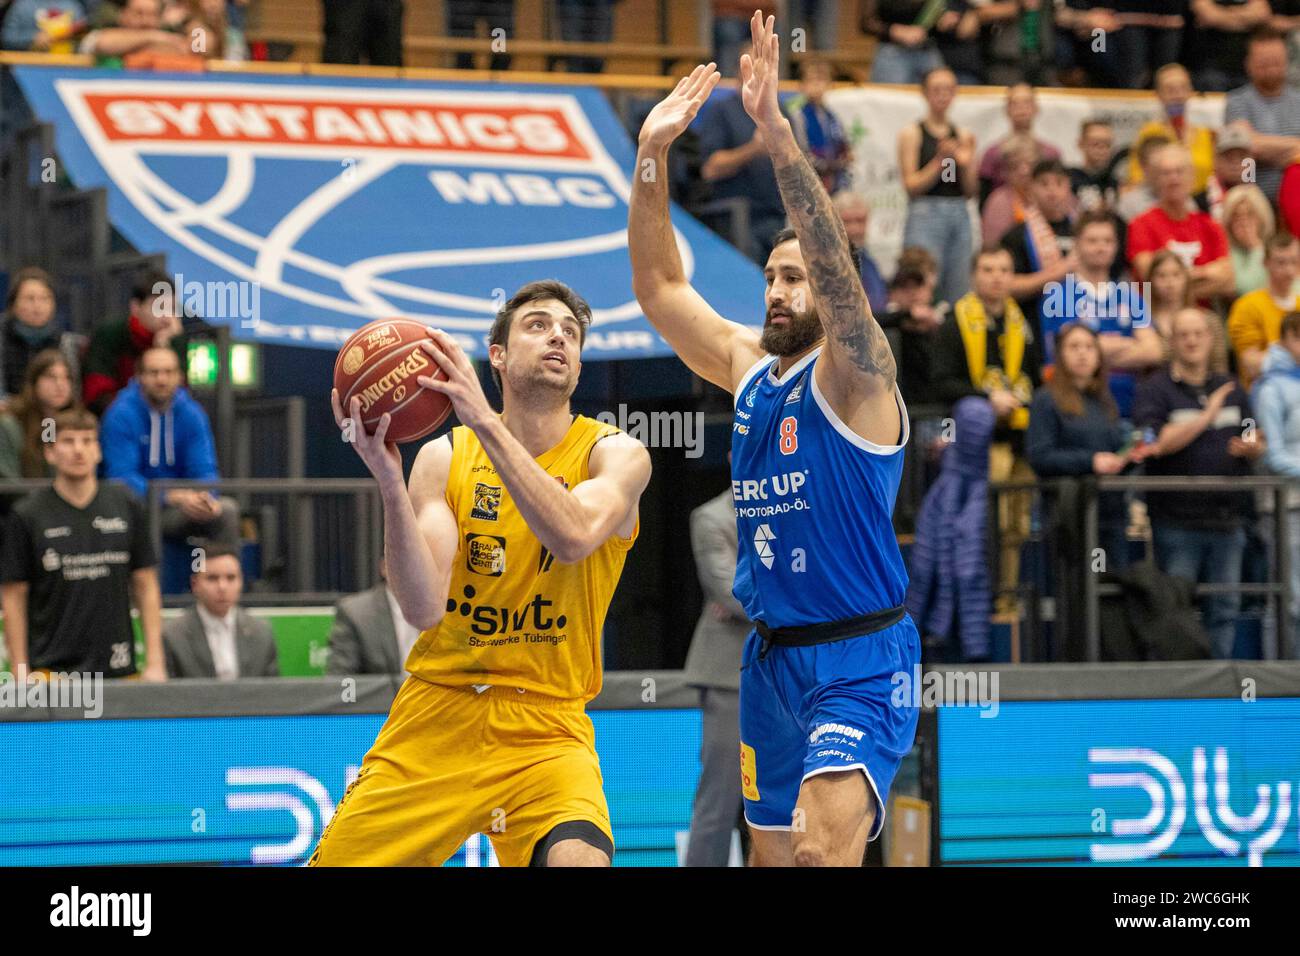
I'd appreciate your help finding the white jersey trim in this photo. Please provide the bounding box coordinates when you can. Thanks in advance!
[801,763,888,843]
[809,372,911,456]
[766,346,821,386]
[733,354,774,409]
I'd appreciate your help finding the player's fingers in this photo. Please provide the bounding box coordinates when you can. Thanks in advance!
[415,375,451,393]
[373,412,392,446]
[739,54,752,86]
[420,339,461,380]
[331,387,345,428]
[685,62,714,98]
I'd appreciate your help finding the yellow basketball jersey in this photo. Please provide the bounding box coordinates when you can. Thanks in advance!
[405,415,638,701]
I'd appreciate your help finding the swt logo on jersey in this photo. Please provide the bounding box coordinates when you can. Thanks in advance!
[445,584,569,640]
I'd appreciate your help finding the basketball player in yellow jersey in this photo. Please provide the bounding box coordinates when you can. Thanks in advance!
[311,280,651,867]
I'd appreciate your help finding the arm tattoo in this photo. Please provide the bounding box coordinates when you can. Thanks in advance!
[773,150,896,385]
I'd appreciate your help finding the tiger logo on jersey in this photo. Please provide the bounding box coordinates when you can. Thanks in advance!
[471,483,501,521]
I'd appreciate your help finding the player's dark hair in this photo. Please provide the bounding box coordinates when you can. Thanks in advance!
[1032,158,1070,181]
[131,268,174,304]
[1282,311,1300,340]
[488,280,591,394]
[771,226,798,249]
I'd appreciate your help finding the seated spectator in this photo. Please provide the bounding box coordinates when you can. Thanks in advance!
[1069,118,1122,213]
[1225,30,1300,203]
[1,0,88,51]
[182,0,247,60]
[1128,144,1235,301]
[1001,157,1078,333]
[82,270,188,416]
[100,347,240,549]
[785,60,852,195]
[832,191,888,315]
[1147,249,1230,372]
[163,545,277,679]
[1132,307,1265,658]
[0,408,165,679]
[323,0,403,67]
[699,76,786,264]
[1116,133,1175,224]
[981,134,1040,247]
[1199,125,1256,221]
[1127,65,1217,195]
[79,0,191,59]
[1039,212,1163,418]
[898,67,977,305]
[0,350,81,480]
[1,267,80,400]
[877,246,946,403]
[1253,310,1300,658]
[1227,231,1300,386]
[1027,324,1135,653]
[1189,0,1273,91]
[931,245,1043,612]
[1222,183,1276,298]
[326,558,422,675]
[977,84,1061,199]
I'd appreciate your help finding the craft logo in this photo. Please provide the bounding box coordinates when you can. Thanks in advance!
[471,482,501,521]
[50,77,684,354]
[466,533,506,577]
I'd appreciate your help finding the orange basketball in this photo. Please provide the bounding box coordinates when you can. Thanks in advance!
[333,318,452,444]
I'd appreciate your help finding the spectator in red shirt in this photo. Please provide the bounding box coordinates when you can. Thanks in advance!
[1128,144,1236,301]
[82,270,188,416]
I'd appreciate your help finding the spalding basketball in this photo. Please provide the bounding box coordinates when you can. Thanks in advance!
[333,318,452,444]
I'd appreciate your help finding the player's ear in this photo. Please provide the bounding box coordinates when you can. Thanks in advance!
[488,342,506,373]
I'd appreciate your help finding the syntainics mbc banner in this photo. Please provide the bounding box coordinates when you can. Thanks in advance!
[13,67,764,358]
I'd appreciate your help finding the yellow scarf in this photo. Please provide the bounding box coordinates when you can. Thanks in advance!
[954,292,1033,429]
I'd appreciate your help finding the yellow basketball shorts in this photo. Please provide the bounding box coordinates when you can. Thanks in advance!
[308,676,613,867]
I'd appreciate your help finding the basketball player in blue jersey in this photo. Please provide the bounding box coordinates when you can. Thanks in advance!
[629,13,919,866]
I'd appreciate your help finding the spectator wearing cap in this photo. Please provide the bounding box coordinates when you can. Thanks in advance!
[1227,231,1300,386]
[1224,30,1300,203]
[1131,307,1265,659]
[1200,125,1257,221]
[163,545,278,679]
[1127,65,1218,196]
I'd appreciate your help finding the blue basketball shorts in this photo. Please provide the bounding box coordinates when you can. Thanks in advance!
[738,614,921,841]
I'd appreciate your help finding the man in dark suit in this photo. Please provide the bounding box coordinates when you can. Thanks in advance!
[682,485,751,867]
[163,546,278,679]
[325,560,421,675]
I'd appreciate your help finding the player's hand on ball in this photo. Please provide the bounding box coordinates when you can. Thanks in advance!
[416,329,495,432]
[332,387,404,488]
[638,62,720,150]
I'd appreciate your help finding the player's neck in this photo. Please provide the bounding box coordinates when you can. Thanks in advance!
[52,474,97,508]
[499,399,574,458]
[774,340,824,378]
[1077,263,1110,284]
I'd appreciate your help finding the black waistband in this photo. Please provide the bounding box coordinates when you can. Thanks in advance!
[754,606,906,647]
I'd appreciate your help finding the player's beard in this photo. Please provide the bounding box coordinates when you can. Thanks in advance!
[515,360,577,405]
[760,305,823,356]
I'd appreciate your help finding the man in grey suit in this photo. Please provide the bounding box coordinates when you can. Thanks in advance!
[683,486,751,866]
[325,560,421,675]
[164,546,279,679]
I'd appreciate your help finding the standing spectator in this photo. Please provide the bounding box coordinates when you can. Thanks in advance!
[1127,65,1217,195]
[931,245,1044,612]
[785,60,852,194]
[1277,1,1300,84]
[325,558,422,675]
[322,0,403,67]
[863,0,948,83]
[1199,125,1256,220]
[1038,212,1164,418]
[1148,249,1232,371]
[981,134,1040,246]
[877,246,946,404]
[832,191,888,315]
[1222,184,1276,298]
[1,0,88,51]
[163,546,278,679]
[1,408,164,679]
[1001,158,1078,337]
[682,486,749,867]
[1128,144,1235,301]
[713,1,773,78]
[1,267,80,400]
[1132,308,1264,658]
[976,84,1061,198]
[549,0,618,73]
[1116,133,1175,224]
[788,0,839,52]
[1027,325,1135,652]
[184,0,247,61]
[78,0,189,59]
[100,347,240,549]
[1253,310,1300,658]
[0,350,81,480]
[81,270,188,416]
[1225,30,1300,204]
[1227,231,1300,385]
[1069,119,1122,213]
[1054,0,1123,87]
[898,67,978,306]
[1112,1,1187,89]
[1188,0,1273,91]
[698,81,786,264]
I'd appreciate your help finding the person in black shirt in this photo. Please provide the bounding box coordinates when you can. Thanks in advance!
[1131,307,1266,658]
[1188,0,1273,91]
[1069,119,1123,213]
[1,407,164,679]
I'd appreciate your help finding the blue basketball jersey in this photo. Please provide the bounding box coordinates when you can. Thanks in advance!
[730,348,910,628]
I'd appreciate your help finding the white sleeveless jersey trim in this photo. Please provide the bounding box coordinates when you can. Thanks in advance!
[733,354,775,408]
[766,346,821,386]
[732,346,823,408]
[809,371,911,455]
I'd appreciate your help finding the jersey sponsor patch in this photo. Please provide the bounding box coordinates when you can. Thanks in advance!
[740,741,760,801]
[465,533,506,576]
[470,482,501,521]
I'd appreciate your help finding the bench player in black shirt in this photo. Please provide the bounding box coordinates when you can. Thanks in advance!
[1,408,165,679]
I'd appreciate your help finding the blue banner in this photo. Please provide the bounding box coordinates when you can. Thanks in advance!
[0,708,701,866]
[11,66,764,358]
[940,698,1300,866]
